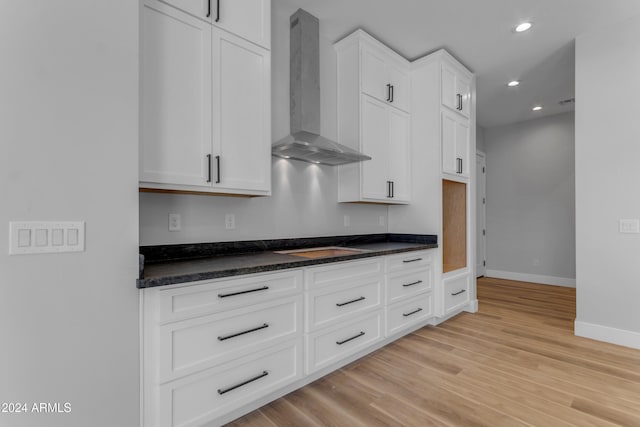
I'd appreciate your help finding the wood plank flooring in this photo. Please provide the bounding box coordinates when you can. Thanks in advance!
[226,277,640,426]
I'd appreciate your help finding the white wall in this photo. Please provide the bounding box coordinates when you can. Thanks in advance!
[574,14,640,348]
[0,2,139,427]
[484,112,576,286]
[139,0,388,245]
[476,125,486,153]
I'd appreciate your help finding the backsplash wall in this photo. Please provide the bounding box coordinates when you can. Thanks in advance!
[139,1,388,245]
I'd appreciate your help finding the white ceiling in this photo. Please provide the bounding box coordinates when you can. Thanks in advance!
[279,0,640,128]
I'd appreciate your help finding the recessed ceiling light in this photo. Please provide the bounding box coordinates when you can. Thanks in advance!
[532,106,543,111]
[507,80,520,87]
[515,22,532,32]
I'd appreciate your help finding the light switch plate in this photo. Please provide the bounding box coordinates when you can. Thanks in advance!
[9,221,85,255]
[619,219,640,234]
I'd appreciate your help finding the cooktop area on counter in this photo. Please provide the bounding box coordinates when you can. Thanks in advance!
[137,233,437,288]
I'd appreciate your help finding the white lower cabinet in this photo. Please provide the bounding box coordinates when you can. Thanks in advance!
[442,271,471,315]
[386,292,433,336]
[157,339,302,427]
[142,250,439,426]
[305,311,383,374]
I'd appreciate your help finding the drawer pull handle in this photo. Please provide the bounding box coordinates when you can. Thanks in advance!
[336,331,365,345]
[218,286,269,298]
[403,280,423,287]
[451,289,466,296]
[403,308,423,317]
[402,258,423,263]
[336,296,365,307]
[217,370,269,395]
[218,323,269,341]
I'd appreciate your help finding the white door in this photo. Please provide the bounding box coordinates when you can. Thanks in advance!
[361,96,390,201]
[457,75,471,119]
[387,107,411,203]
[441,63,457,112]
[361,46,390,105]
[214,0,270,48]
[213,28,271,193]
[140,1,212,187]
[158,0,209,20]
[387,62,410,112]
[476,152,486,277]
[455,118,470,177]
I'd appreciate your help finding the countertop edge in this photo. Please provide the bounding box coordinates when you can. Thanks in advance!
[137,243,437,289]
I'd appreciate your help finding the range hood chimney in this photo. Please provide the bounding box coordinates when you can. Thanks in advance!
[272,9,371,166]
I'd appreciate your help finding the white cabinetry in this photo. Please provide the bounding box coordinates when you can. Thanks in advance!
[158,0,270,48]
[441,109,470,178]
[336,30,411,204]
[142,269,303,427]
[140,0,271,197]
[441,61,471,118]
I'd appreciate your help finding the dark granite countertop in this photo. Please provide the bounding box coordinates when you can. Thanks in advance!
[137,233,437,289]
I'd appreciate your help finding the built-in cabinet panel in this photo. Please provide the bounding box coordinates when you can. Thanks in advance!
[140,0,271,196]
[441,62,471,118]
[442,179,467,274]
[336,30,411,205]
[141,2,212,187]
[442,110,470,178]
[159,0,270,48]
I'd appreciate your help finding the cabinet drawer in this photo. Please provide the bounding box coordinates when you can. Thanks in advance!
[159,296,301,382]
[155,270,302,323]
[305,257,383,289]
[306,277,383,332]
[443,273,471,314]
[386,268,432,305]
[386,292,433,337]
[385,250,432,273]
[158,338,302,427]
[305,311,383,374]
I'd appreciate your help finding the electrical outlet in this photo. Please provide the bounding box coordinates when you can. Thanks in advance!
[343,215,350,227]
[168,213,181,231]
[379,216,385,227]
[225,214,236,230]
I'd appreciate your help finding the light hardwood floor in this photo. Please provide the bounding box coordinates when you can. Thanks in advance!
[226,277,640,426]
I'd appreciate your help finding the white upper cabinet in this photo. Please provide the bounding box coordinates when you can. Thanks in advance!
[441,61,471,118]
[159,0,270,48]
[141,1,212,187]
[441,109,470,178]
[335,30,412,204]
[361,44,410,113]
[140,0,271,196]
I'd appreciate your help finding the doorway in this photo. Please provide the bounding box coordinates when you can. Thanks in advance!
[476,152,486,277]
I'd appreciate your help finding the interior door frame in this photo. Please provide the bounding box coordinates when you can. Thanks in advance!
[476,151,487,277]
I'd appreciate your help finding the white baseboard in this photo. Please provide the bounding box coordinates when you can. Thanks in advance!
[575,320,640,350]
[464,299,478,313]
[485,269,575,288]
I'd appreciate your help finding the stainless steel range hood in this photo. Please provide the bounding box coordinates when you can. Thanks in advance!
[272,9,371,166]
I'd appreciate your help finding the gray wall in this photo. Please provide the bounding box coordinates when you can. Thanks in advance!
[575,14,640,347]
[484,112,576,283]
[0,2,140,427]
[476,125,486,152]
[139,0,388,245]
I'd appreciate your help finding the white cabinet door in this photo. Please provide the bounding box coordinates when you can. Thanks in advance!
[441,62,471,118]
[159,0,209,20]
[141,1,212,187]
[214,0,270,48]
[388,62,410,112]
[361,96,390,201]
[441,110,469,178]
[213,29,270,193]
[361,46,389,104]
[388,107,411,202]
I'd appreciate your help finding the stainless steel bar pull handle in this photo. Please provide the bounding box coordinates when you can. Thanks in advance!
[403,308,423,317]
[403,280,423,287]
[206,0,211,17]
[215,0,220,22]
[403,258,423,263]
[386,84,391,102]
[218,323,269,341]
[215,155,221,183]
[336,331,365,345]
[217,371,268,395]
[206,154,212,182]
[336,296,365,307]
[452,289,466,296]
[218,286,269,298]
